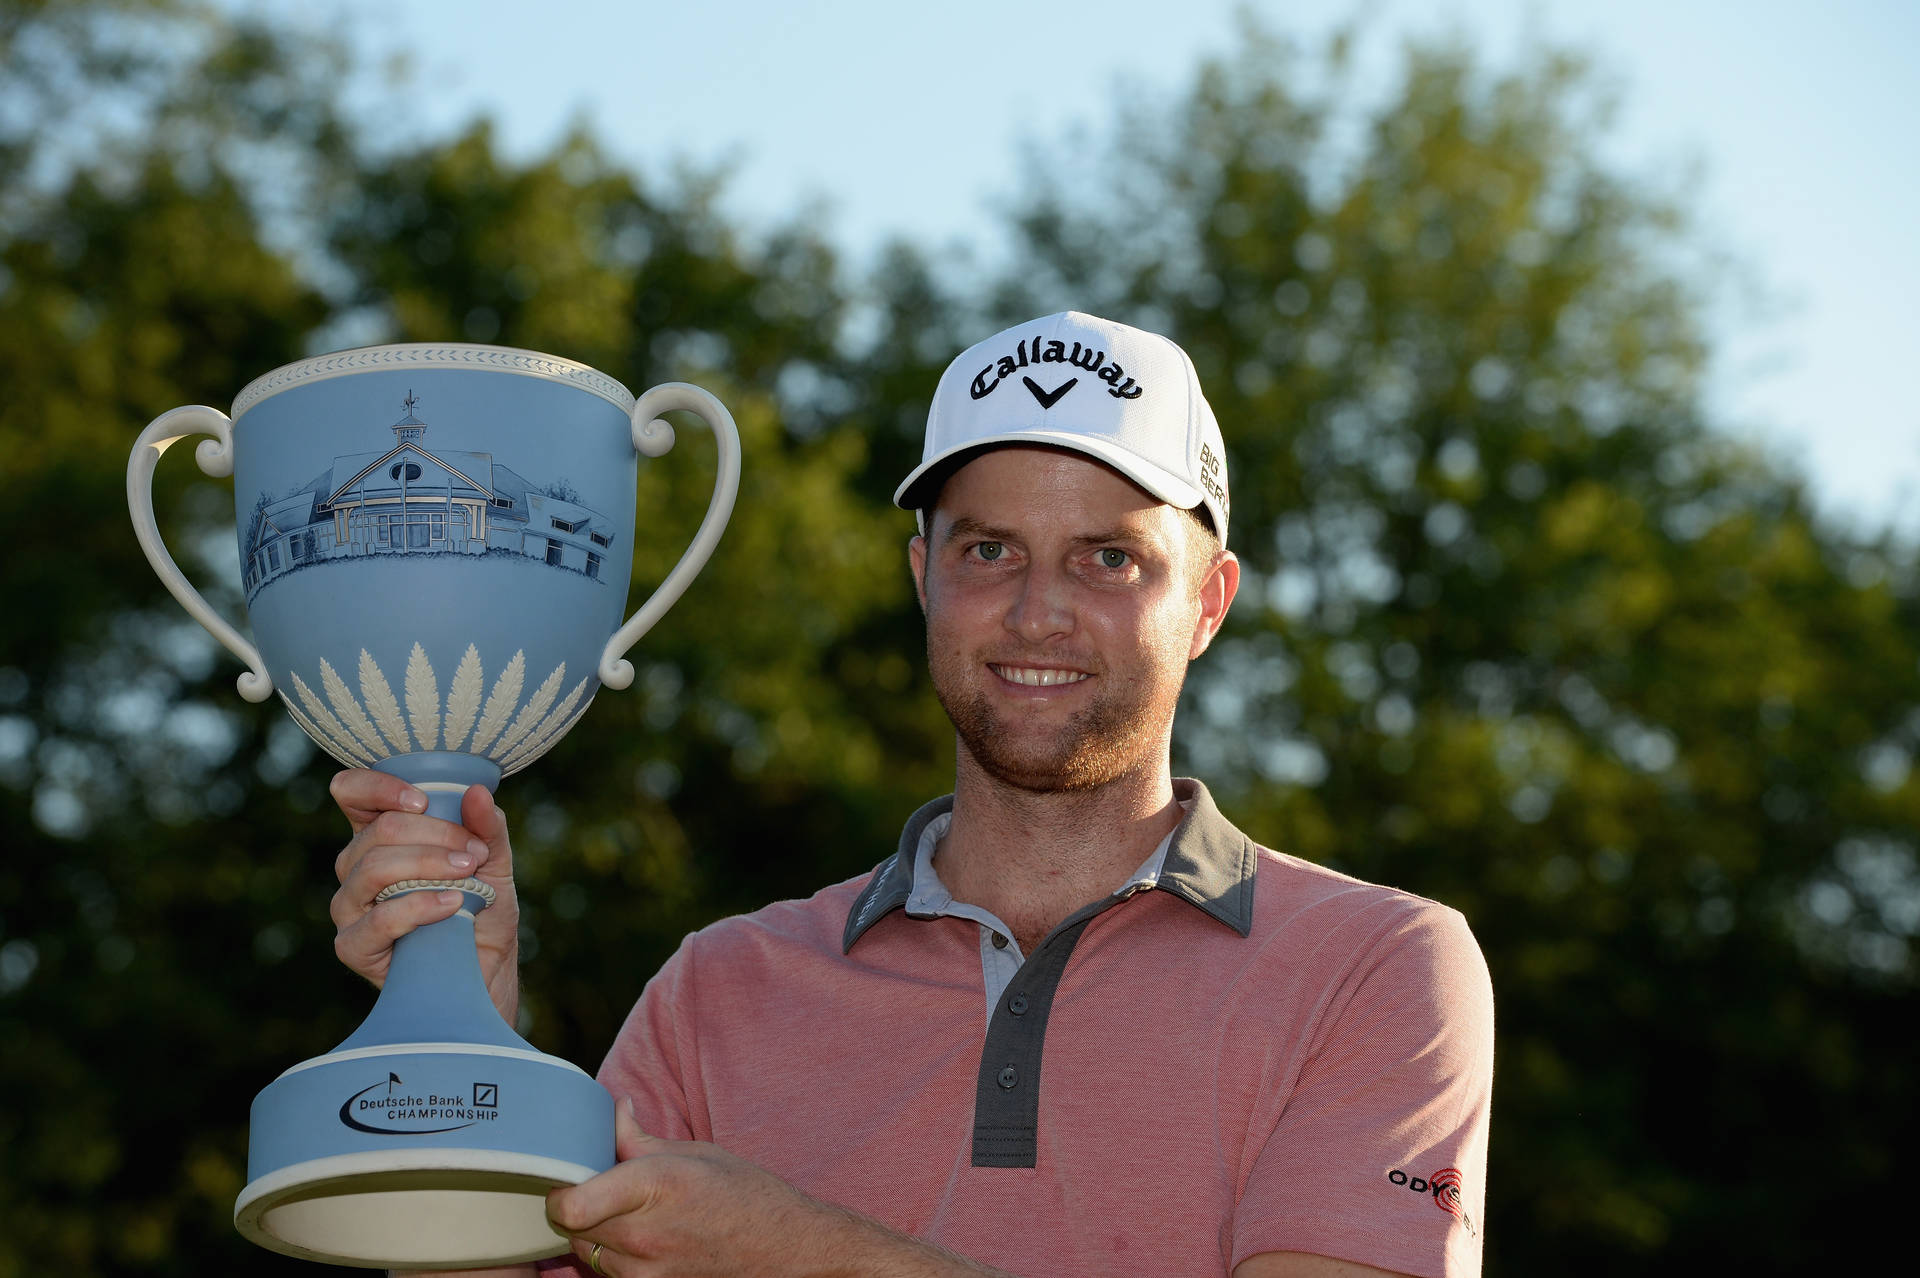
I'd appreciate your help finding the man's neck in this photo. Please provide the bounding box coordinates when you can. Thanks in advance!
[932,751,1184,954]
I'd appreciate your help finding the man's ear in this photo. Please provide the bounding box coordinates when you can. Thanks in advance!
[908,534,929,614]
[1188,551,1240,660]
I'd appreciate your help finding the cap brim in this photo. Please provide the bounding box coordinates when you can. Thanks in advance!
[893,430,1206,515]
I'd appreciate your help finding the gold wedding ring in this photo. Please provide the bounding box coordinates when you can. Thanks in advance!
[588,1241,607,1275]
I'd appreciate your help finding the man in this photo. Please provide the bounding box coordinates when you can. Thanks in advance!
[331,311,1493,1277]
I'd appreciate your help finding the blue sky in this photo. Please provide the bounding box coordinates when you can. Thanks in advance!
[303,0,1918,534]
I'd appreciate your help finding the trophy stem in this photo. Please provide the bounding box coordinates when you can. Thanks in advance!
[336,908,529,1053]
[333,754,522,1050]
[234,749,612,1267]
[374,751,503,825]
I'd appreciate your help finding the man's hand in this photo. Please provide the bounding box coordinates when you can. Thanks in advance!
[329,768,521,1022]
[547,1102,1012,1278]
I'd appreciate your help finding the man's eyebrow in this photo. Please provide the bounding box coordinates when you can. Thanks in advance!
[939,516,1019,546]
[1068,526,1157,549]
[940,517,1169,551]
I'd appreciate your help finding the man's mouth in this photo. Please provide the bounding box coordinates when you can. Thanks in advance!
[988,664,1091,687]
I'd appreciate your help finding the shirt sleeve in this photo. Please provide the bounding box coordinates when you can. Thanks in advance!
[535,934,705,1276]
[1231,901,1494,1278]
[594,932,705,1142]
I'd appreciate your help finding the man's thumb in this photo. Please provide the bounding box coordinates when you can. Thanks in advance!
[615,1096,657,1161]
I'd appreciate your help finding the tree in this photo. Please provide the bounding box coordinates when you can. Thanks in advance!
[0,3,357,1268]
[993,22,1919,1272]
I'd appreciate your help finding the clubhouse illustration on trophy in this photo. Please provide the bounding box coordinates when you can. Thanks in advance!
[127,345,741,1268]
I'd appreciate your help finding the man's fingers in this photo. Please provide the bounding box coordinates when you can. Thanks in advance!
[571,1235,627,1276]
[332,891,464,982]
[569,1237,604,1274]
[461,784,513,869]
[329,841,488,929]
[329,768,427,832]
[549,1104,666,1234]
[547,1181,625,1238]
[547,1152,667,1236]
[333,811,491,896]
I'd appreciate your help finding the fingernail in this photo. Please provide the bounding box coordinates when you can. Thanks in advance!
[402,788,428,811]
[449,852,474,871]
[467,837,488,858]
[437,891,462,906]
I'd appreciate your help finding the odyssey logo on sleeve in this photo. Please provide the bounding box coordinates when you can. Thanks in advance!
[1385,1165,1478,1238]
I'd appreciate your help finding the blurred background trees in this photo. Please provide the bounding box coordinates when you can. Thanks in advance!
[2,2,1912,1273]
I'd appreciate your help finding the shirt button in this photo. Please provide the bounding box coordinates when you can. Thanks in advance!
[991,932,1009,949]
[1008,994,1029,1016]
[997,1065,1018,1090]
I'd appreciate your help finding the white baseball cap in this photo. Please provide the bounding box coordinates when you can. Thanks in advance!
[893,310,1231,545]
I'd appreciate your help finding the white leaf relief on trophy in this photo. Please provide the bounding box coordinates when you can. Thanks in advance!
[404,643,440,752]
[504,692,596,777]
[320,656,387,756]
[469,649,526,754]
[500,675,591,771]
[359,649,413,754]
[288,673,374,766]
[443,644,484,753]
[280,692,360,767]
[281,644,599,768]
[493,662,566,758]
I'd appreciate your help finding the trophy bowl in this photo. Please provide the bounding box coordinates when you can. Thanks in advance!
[127,344,740,1268]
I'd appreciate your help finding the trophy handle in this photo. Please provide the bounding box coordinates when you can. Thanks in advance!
[127,405,274,703]
[598,382,742,690]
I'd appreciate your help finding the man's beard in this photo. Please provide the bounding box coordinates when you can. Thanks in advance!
[929,652,1180,794]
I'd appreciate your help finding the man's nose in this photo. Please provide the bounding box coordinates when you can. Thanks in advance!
[1005,561,1074,642]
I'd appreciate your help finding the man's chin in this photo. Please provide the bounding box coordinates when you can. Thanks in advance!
[960,732,1130,794]
[939,687,1141,793]
[975,758,1108,794]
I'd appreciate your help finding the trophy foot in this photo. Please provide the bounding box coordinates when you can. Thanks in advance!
[237,1041,613,1268]
[235,1148,592,1268]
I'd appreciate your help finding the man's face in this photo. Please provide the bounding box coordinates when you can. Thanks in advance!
[909,447,1237,794]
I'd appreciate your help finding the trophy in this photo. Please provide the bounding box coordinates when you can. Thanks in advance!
[127,345,740,1268]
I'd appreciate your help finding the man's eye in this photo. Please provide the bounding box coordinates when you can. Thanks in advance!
[1097,548,1129,569]
[977,543,1004,561]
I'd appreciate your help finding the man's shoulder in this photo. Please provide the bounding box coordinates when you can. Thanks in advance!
[680,867,877,968]
[1174,779,1472,950]
[1245,841,1484,969]
[1251,841,1453,914]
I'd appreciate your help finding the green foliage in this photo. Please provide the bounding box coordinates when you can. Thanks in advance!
[1,4,1913,1274]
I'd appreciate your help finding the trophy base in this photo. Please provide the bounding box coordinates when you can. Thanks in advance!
[237,1039,614,1269]
[234,1147,593,1269]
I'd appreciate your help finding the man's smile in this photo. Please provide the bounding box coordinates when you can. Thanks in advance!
[988,664,1092,688]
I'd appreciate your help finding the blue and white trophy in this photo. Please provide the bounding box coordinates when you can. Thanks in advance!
[127,346,740,1268]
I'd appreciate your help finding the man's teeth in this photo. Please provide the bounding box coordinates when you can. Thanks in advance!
[992,666,1090,687]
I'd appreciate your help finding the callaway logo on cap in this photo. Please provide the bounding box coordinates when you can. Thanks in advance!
[893,311,1231,543]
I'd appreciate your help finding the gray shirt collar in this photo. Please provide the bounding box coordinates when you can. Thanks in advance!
[842,778,1257,953]
[903,810,1173,919]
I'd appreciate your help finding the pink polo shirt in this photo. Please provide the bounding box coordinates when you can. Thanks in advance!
[549,781,1492,1276]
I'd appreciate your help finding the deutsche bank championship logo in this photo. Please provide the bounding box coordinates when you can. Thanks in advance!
[1386,1166,1477,1238]
[338,1072,503,1136]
